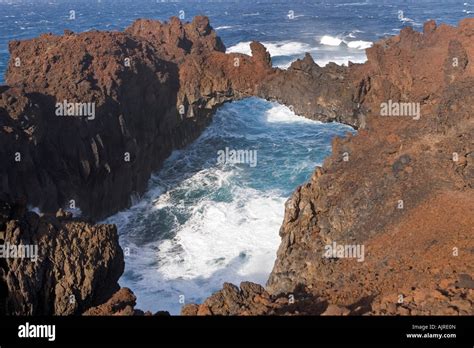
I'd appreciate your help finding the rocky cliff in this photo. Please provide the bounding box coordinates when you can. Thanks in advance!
[1,16,365,222]
[0,17,472,315]
[0,15,280,315]
[0,195,125,315]
[2,17,216,221]
[186,19,474,315]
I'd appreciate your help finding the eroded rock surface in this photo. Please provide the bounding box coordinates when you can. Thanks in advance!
[1,17,473,316]
[189,19,474,316]
[0,197,124,315]
[0,16,363,221]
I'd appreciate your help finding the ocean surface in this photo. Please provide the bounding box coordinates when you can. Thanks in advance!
[104,99,354,313]
[0,0,471,314]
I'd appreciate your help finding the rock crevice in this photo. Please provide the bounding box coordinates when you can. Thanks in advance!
[1,17,473,315]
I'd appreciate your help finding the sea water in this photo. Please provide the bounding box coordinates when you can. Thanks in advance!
[0,0,470,314]
[104,99,353,314]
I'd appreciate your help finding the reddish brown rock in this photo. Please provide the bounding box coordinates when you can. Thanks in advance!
[83,288,137,316]
[125,16,226,63]
[1,14,368,223]
[0,197,124,315]
[181,281,333,316]
[186,19,474,316]
[0,17,278,221]
[1,16,473,317]
[321,304,350,316]
[264,19,474,315]
[180,303,199,316]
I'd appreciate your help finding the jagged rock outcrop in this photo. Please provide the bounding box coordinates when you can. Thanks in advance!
[2,23,195,220]
[1,16,472,316]
[266,18,473,297]
[0,15,287,316]
[257,53,368,128]
[82,287,172,315]
[0,196,124,315]
[125,16,226,62]
[181,282,332,316]
[188,19,474,315]
[0,16,362,221]
[83,287,138,316]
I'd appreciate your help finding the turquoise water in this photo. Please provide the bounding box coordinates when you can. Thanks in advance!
[1,0,471,314]
[104,98,354,313]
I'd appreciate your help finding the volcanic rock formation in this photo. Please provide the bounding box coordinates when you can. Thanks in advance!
[0,196,124,315]
[0,16,472,315]
[1,15,364,221]
[2,17,221,221]
[186,19,474,315]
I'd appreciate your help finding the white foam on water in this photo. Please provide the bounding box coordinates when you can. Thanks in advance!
[156,188,283,281]
[320,35,371,50]
[315,55,367,67]
[265,104,317,124]
[320,35,343,46]
[334,1,369,7]
[116,182,284,314]
[347,40,372,49]
[276,54,367,69]
[227,40,312,57]
[226,41,252,55]
[227,39,367,69]
[107,98,352,315]
[215,25,233,30]
[399,15,423,27]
